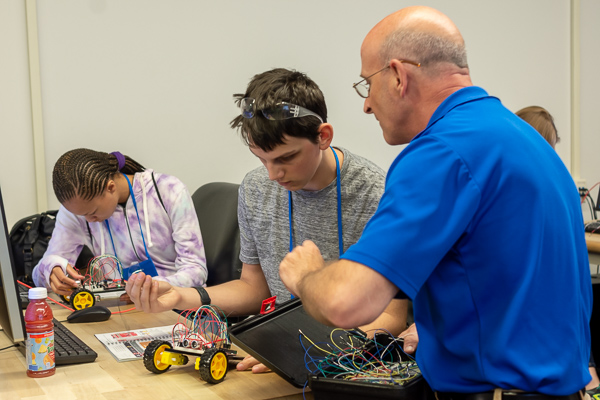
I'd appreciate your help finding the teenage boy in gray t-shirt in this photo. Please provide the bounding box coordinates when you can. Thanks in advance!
[238,146,385,304]
[126,68,408,372]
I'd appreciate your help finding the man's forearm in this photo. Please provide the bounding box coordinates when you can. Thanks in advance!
[297,260,399,329]
[296,261,356,327]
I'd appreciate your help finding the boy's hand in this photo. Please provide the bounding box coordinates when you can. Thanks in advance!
[236,354,271,374]
[399,323,419,354]
[125,272,181,313]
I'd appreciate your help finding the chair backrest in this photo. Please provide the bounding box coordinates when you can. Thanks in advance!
[191,182,242,287]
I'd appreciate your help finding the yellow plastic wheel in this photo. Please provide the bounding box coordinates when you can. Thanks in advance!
[143,341,172,374]
[71,289,95,310]
[198,348,228,384]
[210,351,227,381]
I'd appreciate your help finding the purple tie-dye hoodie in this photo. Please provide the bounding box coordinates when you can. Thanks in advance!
[32,169,207,289]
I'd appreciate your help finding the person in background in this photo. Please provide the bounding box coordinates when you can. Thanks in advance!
[516,105,560,148]
[33,148,207,295]
[517,105,600,397]
[279,6,591,397]
[126,68,409,373]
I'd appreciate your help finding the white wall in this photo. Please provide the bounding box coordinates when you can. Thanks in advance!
[0,1,37,228]
[1,0,598,228]
[580,0,600,220]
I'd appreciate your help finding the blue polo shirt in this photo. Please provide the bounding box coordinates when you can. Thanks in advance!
[342,86,592,394]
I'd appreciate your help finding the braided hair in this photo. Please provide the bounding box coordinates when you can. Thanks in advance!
[52,148,145,204]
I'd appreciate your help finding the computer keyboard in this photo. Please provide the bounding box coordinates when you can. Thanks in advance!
[585,220,600,233]
[53,318,98,365]
[18,284,29,309]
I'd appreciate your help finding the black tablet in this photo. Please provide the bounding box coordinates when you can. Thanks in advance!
[229,298,345,388]
[229,298,433,400]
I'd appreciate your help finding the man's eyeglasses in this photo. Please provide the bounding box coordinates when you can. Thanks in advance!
[240,97,323,124]
[352,60,421,99]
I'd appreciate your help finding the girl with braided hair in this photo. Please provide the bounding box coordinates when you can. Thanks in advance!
[32,148,207,296]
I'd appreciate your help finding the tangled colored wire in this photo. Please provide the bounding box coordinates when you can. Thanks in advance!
[171,305,231,350]
[83,254,124,286]
[300,328,421,386]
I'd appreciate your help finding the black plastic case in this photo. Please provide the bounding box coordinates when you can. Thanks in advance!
[229,299,433,399]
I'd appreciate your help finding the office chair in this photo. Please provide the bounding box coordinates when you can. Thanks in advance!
[191,182,242,287]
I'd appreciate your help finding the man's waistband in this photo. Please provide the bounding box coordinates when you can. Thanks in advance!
[435,391,583,400]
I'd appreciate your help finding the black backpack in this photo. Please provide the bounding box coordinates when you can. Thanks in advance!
[9,211,93,285]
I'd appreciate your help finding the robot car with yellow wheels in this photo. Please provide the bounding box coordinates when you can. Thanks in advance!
[61,255,126,310]
[143,305,237,384]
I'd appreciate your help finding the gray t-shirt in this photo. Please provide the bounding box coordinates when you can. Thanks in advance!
[238,147,385,303]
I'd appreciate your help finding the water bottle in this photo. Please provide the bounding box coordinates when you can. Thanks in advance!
[25,287,55,378]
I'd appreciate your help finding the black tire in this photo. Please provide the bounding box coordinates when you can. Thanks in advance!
[70,288,95,310]
[143,340,173,374]
[198,348,228,384]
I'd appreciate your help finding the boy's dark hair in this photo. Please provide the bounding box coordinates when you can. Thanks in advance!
[53,148,145,203]
[230,68,327,152]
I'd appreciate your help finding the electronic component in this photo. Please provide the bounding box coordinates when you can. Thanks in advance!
[142,305,237,384]
[60,255,126,309]
[586,220,600,234]
[302,328,421,385]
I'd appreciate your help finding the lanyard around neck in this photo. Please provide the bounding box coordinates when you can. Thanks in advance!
[288,146,343,256]
[105,173,152,261]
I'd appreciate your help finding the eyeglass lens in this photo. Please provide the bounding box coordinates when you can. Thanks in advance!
[263,104,295,120]
[240,98,255,118]
[355,84,369,98]
[240,98,322,123]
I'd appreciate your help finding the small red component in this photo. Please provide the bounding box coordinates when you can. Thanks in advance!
[260,296,277,315]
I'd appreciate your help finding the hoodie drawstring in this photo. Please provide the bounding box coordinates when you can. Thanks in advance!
[99,221,106,255]
[139,176,153,248]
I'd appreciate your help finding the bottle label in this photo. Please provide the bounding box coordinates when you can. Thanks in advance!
[26,331,55,372]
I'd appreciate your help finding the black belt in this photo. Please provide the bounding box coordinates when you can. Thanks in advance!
[435,391,583,400]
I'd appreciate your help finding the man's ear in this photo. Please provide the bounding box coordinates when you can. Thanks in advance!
[390,59,409,96]
[317,123,334,149]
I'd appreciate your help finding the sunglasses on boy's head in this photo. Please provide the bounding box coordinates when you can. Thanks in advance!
[240,97,323,124]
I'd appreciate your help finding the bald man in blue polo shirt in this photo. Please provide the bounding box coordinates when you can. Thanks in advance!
[279,5,592,398]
